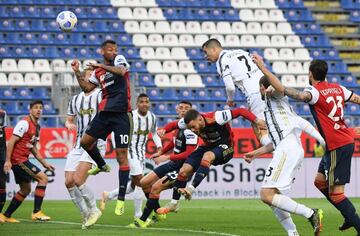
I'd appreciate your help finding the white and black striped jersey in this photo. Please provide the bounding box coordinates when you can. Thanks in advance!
[216,49,264,96]
[264,94,299,147]
[67,88,105,148]
[128,109,162,160]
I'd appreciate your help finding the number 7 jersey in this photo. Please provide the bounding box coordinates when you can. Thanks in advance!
[304,81,354,151]
[216,49,264,96]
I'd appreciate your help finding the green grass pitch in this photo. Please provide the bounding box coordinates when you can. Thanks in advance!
[1,198,359,235]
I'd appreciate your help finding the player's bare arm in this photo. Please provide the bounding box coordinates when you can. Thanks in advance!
[284,87,312,102]
[4,135,20,173]
[348,93,360,104]
[244,143,274,163]
[88,62,127,77]
[71,60,96,92]
[31,147,55,171]
[65,115,76,131]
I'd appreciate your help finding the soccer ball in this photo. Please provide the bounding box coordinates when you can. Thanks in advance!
[56,11,77,32]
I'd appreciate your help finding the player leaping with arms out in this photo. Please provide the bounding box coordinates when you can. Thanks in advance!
[64,68,105,229]
[244,73,325,236]
[128,101,198,228]
[1,101,55,223]
[252,53,360,235]
[158,107,266,200]
[72,40,133,216]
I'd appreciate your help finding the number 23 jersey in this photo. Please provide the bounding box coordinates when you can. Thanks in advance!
[305,81,354,151]
[216,49,264,96]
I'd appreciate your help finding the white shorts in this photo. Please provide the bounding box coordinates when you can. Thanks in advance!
[128,156,145,176]
[262,132,304,192]
[247,92,266,120]
[65,145,106,172]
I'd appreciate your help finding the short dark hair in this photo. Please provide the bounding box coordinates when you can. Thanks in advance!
[309,60,328,81]
[30,100,43,109]
[259,76,271,89]
[179,100,192,107]
[184,109,200,124]
[137,93,149,101]
[202,38,222,49]
[101,40,117,48]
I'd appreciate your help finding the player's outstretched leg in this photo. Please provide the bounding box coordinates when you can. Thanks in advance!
[271,206,299,236]
[157,188,180,214]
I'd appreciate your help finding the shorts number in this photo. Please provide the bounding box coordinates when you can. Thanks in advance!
[266,167,273,177]
[119,134,129,144]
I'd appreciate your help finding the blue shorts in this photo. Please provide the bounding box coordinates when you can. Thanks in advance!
[153,160,185,178]
[86,111,132,148]
[185,144,234,171]
[318,143,354,186]
[12,160,41,184]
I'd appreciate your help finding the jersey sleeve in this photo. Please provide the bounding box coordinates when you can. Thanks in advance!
[218,54,232,79]
[184,129,198,145]
[88,70,99,85]
[114,55,130,69]
[340,85,353,102]
[67,96,76,116]
[151,113,162,148]
[304,86,319,105]
[214,110,232,125]
[13,120,29,138]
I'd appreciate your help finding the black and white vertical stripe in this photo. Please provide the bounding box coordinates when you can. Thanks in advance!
[128,110,157,161]
[67,88,102,148]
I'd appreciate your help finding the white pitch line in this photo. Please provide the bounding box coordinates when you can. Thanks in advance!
[18,218,240,236]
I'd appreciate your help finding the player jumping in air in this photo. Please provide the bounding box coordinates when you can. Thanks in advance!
[128,101,198,228]
[72,40,132,216]
[253,53,360,235]
[244,69,325,236]
[64,68,104,228]
[100,94,162,218]
[1,101,55,223]
[159,107,266,200]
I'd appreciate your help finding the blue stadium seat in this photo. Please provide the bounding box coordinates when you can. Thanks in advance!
[16,88,33,99]
[187,48,203,60]
[347,104,360,115]
[32,87,50,99]
[0,20,14,31]
[202,75,222,87]
[0,101,19,115]
[153,102,175,115]
[147,88,161,101]
[4,33,21,44]
[177,88,194,100]
[194,89,211,101]
[138,74,155,87]
[40,117,58,127]
[284,9,314,21]
[131,60,147,73]
[328,62,349,74]
[0,88,16,100]
[43,101,57,114]
[116,34,132,46]
[123,47,140,59]
[350,10,360,22]
[0,46,12,57]
[161,88,178,101]
[163,8,180,20]
[198,102,216,112]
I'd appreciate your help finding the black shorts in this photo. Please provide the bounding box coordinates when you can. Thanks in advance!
[86,111,132,148]
[318,143,354,186]
[12,160,41,184]
[153,160,185,179]
[185,144,234,171]
[0,160,7,182]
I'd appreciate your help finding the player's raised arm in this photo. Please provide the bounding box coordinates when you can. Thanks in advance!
[87,55,128,77]
[158,119,183,137]
[71,60,96,92]
[214,108,266,130]
[297,117,326,148]
[252,53,312,102]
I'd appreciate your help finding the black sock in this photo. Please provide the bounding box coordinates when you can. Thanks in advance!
[334,197,360,233]
[172,189,181,201]
[192,165,210,188]
[117,166,130,201]
[4,192,26,217]
[34,185,46,213]
[140,199,155,221]
[318,188,348,221]
[0,188,6,212]
[144,191,150,199]
[84,144,106,168]
[174,173,188,190]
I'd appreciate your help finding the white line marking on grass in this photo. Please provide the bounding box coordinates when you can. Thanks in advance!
[18,219,240,236]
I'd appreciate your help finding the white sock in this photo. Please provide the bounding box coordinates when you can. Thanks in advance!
[272,194,314,218]
[67,186,89,217]
[108,188,119,200]
[133,186,144,218]
[126,182,134,194]
[271,206,298,234]
[171,199,178,205]
[78,184,98,212]
[260,134,272,146]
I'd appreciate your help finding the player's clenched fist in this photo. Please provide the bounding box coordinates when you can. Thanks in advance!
[71,59,80,72]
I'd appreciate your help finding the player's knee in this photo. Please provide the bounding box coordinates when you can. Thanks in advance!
[132,175,142,187]
[314,179,327,191]
[200,159,211,168]
[38,173,48,185]
[329,192,346,204]
[64,178,75,188]
[178,169,190,179]
[151,183,162,194]
[20,186,31,196]
[260,189,273,205]
[203,152,214,162]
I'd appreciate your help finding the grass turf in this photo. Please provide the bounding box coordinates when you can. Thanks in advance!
[1,198,359,236]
